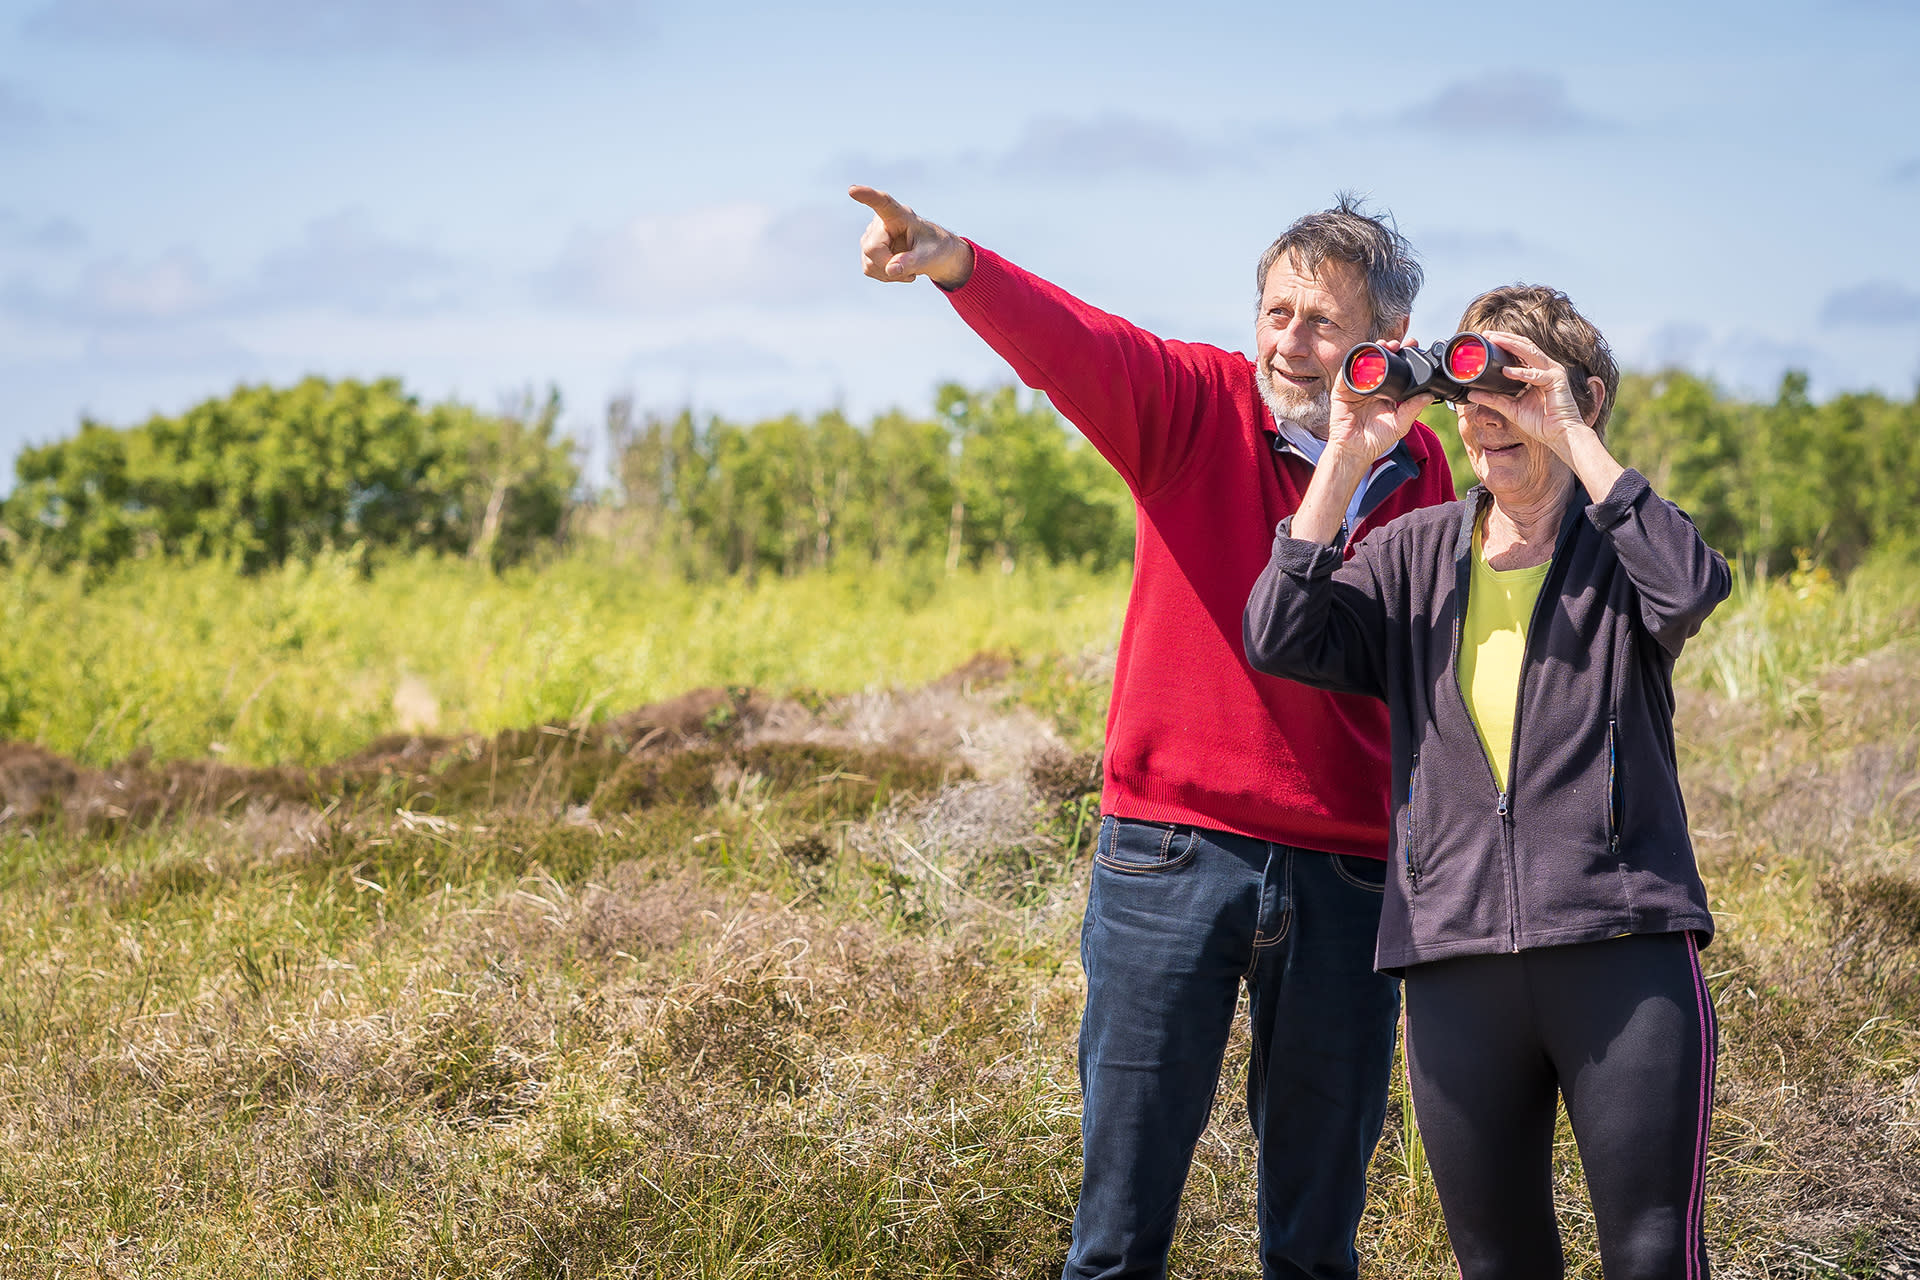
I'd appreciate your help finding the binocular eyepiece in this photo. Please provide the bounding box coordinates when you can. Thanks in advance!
[1341,334,1523,404]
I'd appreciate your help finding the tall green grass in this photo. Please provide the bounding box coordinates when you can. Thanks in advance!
[1686,549,1920,714]
[0,552,1129,767]
[4,540,1914,770]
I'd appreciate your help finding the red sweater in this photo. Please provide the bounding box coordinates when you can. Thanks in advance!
[948,245,1456,859]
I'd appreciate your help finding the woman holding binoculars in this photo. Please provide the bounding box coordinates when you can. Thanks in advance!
[1243,286,1729,1278]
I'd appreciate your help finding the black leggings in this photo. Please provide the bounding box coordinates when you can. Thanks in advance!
[1403,933,1717,1280]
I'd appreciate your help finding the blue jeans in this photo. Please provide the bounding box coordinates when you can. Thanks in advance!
[1065,817,1400,1280]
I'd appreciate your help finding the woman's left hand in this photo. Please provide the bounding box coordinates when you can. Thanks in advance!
[1463,329,1593,461]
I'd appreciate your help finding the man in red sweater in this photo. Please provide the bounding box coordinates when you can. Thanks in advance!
[851,185,1454,1280]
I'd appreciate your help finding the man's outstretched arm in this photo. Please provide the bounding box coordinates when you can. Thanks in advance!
[847,184,1218,499]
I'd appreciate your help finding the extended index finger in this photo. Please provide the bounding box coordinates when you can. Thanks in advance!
[848,184,912,235]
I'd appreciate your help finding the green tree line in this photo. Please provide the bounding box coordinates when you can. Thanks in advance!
[4,369,1914,582]
[1426,369,1919,575]
[1612,370,1920,575]
[1,377,577,573]
[601,382,1134,579]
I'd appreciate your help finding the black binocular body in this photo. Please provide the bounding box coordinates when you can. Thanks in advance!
[1340,334,1523,404]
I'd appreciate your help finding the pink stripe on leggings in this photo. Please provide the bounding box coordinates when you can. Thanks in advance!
[1685,933,1716,1280]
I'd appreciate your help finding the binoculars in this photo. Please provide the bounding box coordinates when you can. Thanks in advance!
[1340,333,1523,404]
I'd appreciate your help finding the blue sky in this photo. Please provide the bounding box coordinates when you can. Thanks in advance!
[2,0,1917,479]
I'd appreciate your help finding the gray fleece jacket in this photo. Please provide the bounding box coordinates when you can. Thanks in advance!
[1243,469,1731,973]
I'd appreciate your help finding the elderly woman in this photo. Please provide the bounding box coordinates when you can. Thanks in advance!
[1243,286,1730,1279]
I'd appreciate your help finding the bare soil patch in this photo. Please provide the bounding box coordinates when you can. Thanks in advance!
[0,654,1063,836]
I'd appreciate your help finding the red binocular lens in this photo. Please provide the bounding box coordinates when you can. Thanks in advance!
[1445,336,1490,382]
[1348,348,1389,394]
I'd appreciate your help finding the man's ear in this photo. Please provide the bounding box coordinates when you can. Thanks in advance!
[1584,375,1607,428]
[1377,315,1409,343]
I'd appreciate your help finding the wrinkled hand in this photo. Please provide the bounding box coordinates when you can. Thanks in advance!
[849,185,975,289]
[1326,339,1432,464]
[1464,330,1593,459]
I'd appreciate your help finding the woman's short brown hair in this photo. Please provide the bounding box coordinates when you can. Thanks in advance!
[1457,285,1620,438]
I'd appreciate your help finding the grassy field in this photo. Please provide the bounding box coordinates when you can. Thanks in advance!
[0,552,1130,767]
[0,548,1916,1277]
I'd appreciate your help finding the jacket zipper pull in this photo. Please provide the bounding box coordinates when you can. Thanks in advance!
[1498,789,1518,952]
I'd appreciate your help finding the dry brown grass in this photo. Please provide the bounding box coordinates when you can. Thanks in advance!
[1677,640,1920,1277]
[0,647,1916,1277]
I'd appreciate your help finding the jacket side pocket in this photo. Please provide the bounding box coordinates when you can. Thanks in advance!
[1404,752,1422,893]
[1607,717,1620,855]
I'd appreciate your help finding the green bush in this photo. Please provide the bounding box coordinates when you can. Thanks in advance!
[2,378,578,574]
[1608,370,1920,575]
[604,381,1134,579]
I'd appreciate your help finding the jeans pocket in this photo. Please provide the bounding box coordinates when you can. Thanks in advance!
[1331,852,1388,893]
[1093,817,1199,875]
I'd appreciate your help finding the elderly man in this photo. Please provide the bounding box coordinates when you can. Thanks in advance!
[850,185,1454,1280]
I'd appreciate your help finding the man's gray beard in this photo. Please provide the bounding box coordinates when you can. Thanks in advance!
[1256,360,1330,438]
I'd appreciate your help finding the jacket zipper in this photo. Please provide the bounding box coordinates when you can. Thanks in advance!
[1497,788,1516,949]
[1459,493,1579,952]
[1498,555,1563,950]
[1448,505,1515,942]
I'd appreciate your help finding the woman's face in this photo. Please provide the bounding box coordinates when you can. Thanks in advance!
[1455,396,1569,507]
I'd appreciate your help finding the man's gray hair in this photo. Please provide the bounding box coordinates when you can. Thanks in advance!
[1255,193,1422,339]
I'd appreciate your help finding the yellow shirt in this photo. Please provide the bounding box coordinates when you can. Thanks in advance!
[1458,521,1552,793]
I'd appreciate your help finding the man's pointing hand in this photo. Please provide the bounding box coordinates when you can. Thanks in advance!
[849,185,975,290]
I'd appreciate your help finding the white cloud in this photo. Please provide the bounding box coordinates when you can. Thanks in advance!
[624,337,792,377]
[835,113,1240,190]
[822,152,933,192]
[27,0,648,54]
[86,253,215,319]
[1616,322,1826,398]
[996,113,1232,180]
[83,324,257,371]
[0,81,48,140]
[250,210,463,313]
[0,209,87,251]
[542,203,849,314]
[1414,228,1540,259]
[2,214,473,327]
[1820,281,1920,327]
[1394,73,1610,135]
[1644,322,1712,370]
[4,249,218,324]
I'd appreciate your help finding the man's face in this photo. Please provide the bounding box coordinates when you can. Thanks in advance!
[1254,253,1379,438]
